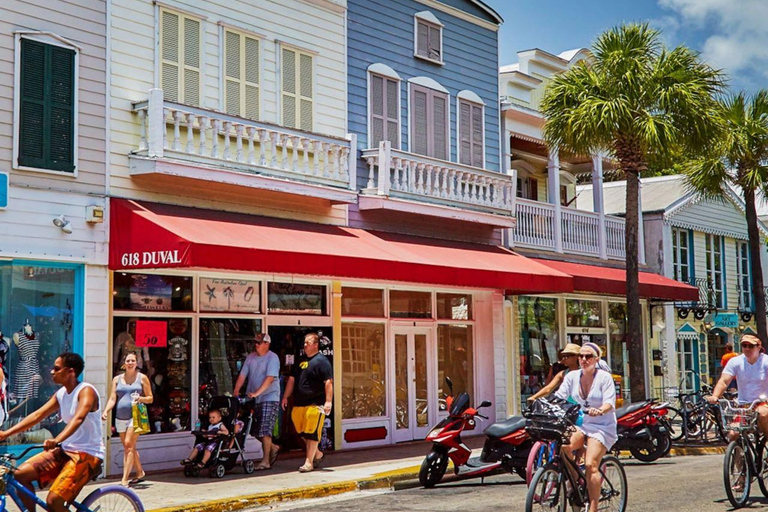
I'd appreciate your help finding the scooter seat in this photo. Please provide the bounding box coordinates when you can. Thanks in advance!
[615,401,646,418]
[484,415,526,439]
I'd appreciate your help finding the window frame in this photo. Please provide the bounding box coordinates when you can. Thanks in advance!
[367,71,402,150]
[220,25,262,120]
[408,82,450,161]
[413,12,444,65]
[13,32,80,177]
[705,234,725,308]
[671,227,691,283]
[279,43,316,132]
[736,239,752,311]
[456,96,485,168]
[157,6,203,106]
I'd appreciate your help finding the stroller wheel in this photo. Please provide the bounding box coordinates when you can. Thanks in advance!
[210,463,226,479]
[191,466,200,477]
[244,460,255,474]
[183,465,192,477]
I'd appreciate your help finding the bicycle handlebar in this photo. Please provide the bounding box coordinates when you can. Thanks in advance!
[1,444,55,461]
[718,398,766,410]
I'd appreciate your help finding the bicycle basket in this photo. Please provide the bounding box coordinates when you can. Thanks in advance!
[721,403,757,432]
[525,414,571,441]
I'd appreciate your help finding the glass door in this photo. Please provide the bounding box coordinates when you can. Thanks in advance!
[392,326,433,442]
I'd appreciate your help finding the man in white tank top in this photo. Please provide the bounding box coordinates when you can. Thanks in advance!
[0,352,104,512]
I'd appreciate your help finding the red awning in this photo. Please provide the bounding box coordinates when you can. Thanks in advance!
[110,199,573,294]
[532,259,699,301]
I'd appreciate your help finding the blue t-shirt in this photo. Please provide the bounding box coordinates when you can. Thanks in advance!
[239,351,281,403]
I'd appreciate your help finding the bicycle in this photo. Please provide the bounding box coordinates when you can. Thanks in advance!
[666,385,727,444]
[0,445,144,512]
[720,398,768,508]
[524,406,628,512]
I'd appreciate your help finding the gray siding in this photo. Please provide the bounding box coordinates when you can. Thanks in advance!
[669,198,750,240]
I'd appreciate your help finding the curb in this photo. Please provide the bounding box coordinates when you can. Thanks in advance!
[668,445,727,456]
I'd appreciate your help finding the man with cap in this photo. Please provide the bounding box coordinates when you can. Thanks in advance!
[528,343,582,402]
[707,334,768,438]
[234,332,281,470]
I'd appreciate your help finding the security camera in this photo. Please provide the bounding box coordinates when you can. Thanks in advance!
[52,215,67,228]
[60,221,73,234]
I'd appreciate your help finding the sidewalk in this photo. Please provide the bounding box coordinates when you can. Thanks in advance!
[51,438,724,512]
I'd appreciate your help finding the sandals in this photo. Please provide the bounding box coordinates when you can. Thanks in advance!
[255,461,271,471]
[180,459,191,466]
[313,453,325,469]
[298,462,313,473]
[269,444,280,466]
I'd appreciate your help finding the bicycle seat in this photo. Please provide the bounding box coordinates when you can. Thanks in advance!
[484,415,526,438]
[615,402,646,418]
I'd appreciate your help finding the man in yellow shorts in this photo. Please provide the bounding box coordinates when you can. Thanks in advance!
[281,333,333,473]
[0,353,104,512]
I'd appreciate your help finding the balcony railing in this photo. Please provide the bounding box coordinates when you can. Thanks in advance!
[676,277,719,314]
[513,198,626,259]
[131,89,355,192]
[360,141,516,218]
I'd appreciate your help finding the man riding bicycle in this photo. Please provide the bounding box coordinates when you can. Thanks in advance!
[706,335,768,439]
[0,353,104,512]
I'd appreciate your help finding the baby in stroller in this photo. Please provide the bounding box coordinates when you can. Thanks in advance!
[181,396,256,478]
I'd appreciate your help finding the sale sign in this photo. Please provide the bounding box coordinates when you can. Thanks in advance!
[135,320,168,348]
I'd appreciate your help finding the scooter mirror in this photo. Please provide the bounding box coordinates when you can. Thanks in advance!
[479,400,492,408]
[445,377,453,394]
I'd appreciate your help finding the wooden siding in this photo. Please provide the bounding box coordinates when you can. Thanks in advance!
[347,0,501,241]
[110,0,348,223]
[669,198,750,240]
[1,0,107,195]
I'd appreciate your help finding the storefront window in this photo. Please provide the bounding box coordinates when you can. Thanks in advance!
[390,290,431,318]
[111,317,192,436]
[113,273,193,311]
[608,303,629,397]
[199,319,262,404]
[436,293,472,320]
[437,325,473,400]
[267,282,327,315]
[566,299,603,327]
[199,278,261,313]
[518,297,559,402]
[341,288,384,317]
[341,323,385,419]
[0,262,82,446]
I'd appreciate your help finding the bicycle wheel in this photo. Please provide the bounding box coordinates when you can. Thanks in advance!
[526,441,548,485]
[80,485,145,512]
[598,455,627,512]
[525,463,565,512]
[665,406,684,441]
[703,408,726,443]
[723,440,751,508]
[757,441,768,498]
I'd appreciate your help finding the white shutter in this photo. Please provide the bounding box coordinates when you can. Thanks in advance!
[282,47,313,130]
[416,22,429,58]
[160,9,200,106]
[282,47,297,128]
[459,101,471,165]
[412,86,428,156]
[370,74,384,146]
[428,25,441,61]
[183,17,201,106]
[432,93,447,160]
[161,10,180,101]
[299,53,313,131]
[244,36,259,120]
[224,30,260,119]
[471,103,483,166]
[224,30,241,115]
[386,79,399,146]
[370,74,400,148]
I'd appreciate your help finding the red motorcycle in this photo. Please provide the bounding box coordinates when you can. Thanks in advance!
[418,378,534,488]
[613,398,672,462]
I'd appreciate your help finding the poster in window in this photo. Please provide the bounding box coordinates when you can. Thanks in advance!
[199,278,261,313]
[129,274,172,311]
[267,282,326,315]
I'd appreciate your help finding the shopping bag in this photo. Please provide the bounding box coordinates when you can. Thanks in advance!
[132,402,151,435]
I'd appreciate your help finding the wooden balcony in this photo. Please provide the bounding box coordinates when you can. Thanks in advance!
[359,141,517,227]
[129,89,358,204]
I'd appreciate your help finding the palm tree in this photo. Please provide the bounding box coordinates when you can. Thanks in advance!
[684,92,768,341]
[541,23,724,402]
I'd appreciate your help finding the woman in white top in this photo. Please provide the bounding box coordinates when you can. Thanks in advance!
[555,342,617,512]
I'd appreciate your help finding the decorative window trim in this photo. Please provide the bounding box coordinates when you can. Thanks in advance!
[456,96,485,168]
[413,12,444,65]
[456,89,484,105]
[12,32,80,177]
[407,76,448,93]
[367,69,402,150]
[367,63,401,81]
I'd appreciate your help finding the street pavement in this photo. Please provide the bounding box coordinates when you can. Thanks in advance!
[265,454,755,512]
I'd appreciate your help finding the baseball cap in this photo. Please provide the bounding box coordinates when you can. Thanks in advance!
[262,334,271,343]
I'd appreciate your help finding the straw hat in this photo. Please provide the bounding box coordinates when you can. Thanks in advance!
[561,343,582,356]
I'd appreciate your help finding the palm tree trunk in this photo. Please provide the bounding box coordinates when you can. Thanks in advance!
[743,186,767,339]
[624,168,646,402]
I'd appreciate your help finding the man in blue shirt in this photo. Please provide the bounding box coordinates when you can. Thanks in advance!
[234,333,281,470]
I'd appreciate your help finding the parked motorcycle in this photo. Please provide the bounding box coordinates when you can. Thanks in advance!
[418,377,534,488]
[613,398,672,462]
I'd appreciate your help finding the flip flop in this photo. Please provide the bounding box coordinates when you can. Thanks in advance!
[312,454,324,469]
[269,445,280,466]
[255,461,270,470]
[129,477,146,485]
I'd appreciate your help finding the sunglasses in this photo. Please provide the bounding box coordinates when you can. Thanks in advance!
[254,341,268,345]
[741,343,759,349]
[578,354,595,360]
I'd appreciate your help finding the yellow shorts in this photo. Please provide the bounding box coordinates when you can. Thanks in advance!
[291,405,325,442]
[26,448,102,504]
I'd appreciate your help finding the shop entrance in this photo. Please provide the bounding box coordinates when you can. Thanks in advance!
[391,326,434,443]
[267,325,334,452]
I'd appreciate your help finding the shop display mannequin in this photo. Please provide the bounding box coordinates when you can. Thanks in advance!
[113,319,151,372]
[13,320,40,399]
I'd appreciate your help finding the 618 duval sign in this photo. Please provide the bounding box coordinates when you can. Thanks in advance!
[120,250,182,267]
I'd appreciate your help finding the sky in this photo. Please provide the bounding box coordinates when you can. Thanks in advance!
[494,0,768,94]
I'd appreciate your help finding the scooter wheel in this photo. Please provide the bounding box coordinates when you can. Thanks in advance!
[419,449,448,488]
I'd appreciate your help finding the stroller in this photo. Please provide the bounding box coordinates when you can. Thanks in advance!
[182,396,256,478]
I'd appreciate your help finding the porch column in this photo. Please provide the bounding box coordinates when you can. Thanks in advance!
[332,281,343,450]
[592,154,608,260]
[638,179,647,265]
[548,149,563,253]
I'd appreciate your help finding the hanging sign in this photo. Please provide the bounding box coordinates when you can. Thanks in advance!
[199,277,261,313]
[135,320,168,348]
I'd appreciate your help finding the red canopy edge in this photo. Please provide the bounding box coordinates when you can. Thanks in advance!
[110,199,574,294]
[532,259,699,301]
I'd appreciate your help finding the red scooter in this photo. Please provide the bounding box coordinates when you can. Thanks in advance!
[613,398,672,462]
[418,377,534,488]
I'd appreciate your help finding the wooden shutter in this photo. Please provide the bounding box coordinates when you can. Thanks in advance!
[416,20,441,61]
[160,9,200,106]
[299,53,313,131]
[224,30,259,119]
[428,25,441,61]
[416,22,429,58]
[19,38,75,172]
[432,93,447,160]
[370,73,399,148]
[529,178,538,200]
[282,47,313,130]
[459,99,483,167]
[411,86,428,156]
[410,84,448,159]
[282,47,296,128]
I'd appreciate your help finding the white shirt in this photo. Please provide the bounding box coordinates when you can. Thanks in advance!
[723,353,768,403]
[56,382,105,460]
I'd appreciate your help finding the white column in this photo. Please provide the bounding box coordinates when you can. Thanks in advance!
[377,140,391,195]
[638,178,647,265]
[592,154,607,259]
[147,88,165,158]
[548,149,563,253]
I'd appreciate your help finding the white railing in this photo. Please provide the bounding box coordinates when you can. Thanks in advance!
[132,89,355,190]
[360,141,516,216]
[513,200,626,259]
[514,198,556,249]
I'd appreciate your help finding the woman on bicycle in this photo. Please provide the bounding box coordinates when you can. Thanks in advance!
[527,343,581,402]
[555,342,617,512]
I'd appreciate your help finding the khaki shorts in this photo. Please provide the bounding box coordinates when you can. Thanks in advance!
[291,405,325,442]
[26,448,102,504]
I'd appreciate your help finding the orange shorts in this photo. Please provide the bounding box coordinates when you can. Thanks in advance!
[26,448,102,503]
